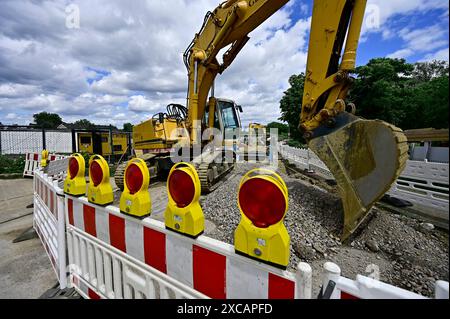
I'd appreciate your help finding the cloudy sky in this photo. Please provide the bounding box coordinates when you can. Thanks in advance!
[0,0,448,128]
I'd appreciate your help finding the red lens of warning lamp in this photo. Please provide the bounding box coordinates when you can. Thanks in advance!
[168,169,195,208]
[126,163,144,195]
[69,157,79,179]
[90,161,104,187]
[239,177,286,228]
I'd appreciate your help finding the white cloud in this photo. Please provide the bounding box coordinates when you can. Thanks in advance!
[424,48,450,61]
[387,24,448,59]
[0,0,448,128]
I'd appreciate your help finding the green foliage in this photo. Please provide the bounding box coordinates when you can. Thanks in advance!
[278,59,449,138]
[351,58,449,129]
[267,122,289,139]
[279,73,305,141]
[286,139,306,148]
[74,119,95,129]
[0,155,25,174]
[123,123,134,132]
[79,152,91,169]
[33,112,62,129]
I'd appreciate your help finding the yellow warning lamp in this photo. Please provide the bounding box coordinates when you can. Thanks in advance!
[87,155,113,206]
[234,169,290,269]
[120,158,151,219]
[165,162,204,238]
[40,149,49,167]
[64,153,86,196]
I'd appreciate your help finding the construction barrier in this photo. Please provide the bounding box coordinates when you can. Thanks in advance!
[23,153,41,177]
[279,144,449,215]
[388,160,449,214]
[23,152,67,177]
[65,195,312,299]
[32,157,449,299]
[321,262,449,299]
[33,169,67,289]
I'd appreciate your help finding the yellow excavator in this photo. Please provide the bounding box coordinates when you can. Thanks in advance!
[117,0,407,239]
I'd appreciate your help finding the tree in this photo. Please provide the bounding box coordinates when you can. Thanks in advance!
[279,73,305,141]
[350,58,449,129]
[73,119,95,129]
[349,58,414,127]
[267,122,289,139]
[278,58,449,134]
[412,60,449,82]
[123,123,134,132]
[33,112,62,129]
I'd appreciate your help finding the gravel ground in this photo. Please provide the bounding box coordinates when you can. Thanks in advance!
[201,160,449,298]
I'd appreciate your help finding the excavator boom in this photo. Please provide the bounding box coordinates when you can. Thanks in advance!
[299,0,408,239]
[184,0,408,239]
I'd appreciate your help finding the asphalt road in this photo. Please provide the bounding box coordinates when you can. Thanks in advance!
[0,178,57,299]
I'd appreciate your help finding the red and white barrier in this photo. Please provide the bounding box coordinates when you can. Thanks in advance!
[33,170,67,288]
[65,196,312,299]
[23,152,67,177]
[32,161,448,299]
[23,153,41,177]
[321,262,449,299]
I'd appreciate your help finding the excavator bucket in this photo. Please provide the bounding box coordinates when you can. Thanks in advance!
[309,113,408,240]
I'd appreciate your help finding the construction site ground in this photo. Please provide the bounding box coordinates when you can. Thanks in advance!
[1,159,448,298]
[0,178,56,298]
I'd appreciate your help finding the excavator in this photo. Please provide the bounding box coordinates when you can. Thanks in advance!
[116,0,408,239]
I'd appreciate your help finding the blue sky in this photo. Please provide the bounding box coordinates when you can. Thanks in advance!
[0,0,448,127]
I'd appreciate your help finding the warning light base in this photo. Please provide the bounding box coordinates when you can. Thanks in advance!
[87,184,114,206]
[64,179,86,197]
[234,219,290,268]
[164,201,204,239]
[119,187,151,219]
[165,226,204,239]
[234,250,287,270]
[120,210,151,220]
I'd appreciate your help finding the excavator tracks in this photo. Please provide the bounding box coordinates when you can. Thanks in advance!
[114,154,158,191]
[193,151,236,194]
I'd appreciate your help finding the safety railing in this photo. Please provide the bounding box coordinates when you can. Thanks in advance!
[24,152,68,177]
[32,153,449,299]
[388,160,449,214]
[65,195,312,299]
[33,169,67,288]
[321,262,449,299]
[279,144,449,214]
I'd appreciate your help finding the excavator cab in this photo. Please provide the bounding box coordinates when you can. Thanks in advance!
[203,98,242,148]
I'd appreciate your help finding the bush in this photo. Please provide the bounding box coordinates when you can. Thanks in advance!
[0,155,26,174]
[287,139,306,149]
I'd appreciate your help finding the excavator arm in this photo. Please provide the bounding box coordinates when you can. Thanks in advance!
[185,0,408,239]
[297,0,408,240]
[183,0,289,143]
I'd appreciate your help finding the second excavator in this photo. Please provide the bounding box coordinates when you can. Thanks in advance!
[117,0,408,239]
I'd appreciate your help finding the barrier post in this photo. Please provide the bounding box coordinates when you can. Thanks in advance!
[54,179,67,288]
[435,281,449,299]
[322,262,341,299]
[296,262,312,299]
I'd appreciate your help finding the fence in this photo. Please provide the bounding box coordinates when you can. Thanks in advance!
[389,160,449,215]
[0,129,72,155]
[33,161,448,299]
[23,152,67,177]
[65,195,309,299]
[33,170,67,289]
[321,262,448,299]
[279,144,449,215]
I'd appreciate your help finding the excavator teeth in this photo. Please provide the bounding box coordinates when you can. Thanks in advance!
[309,116,408,241]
